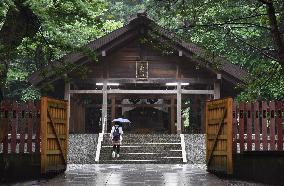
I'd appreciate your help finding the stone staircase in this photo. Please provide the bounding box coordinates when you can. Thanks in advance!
[98,134,185,164]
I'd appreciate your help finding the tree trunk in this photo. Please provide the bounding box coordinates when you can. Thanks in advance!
[0,0,40,101]
[264,2,284,72]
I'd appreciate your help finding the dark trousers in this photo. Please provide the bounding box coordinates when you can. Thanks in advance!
[113,145,120,154]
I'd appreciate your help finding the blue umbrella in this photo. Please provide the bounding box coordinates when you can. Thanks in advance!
[112,118,131,123]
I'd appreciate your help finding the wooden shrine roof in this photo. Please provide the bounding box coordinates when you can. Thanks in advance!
[28,12,247,86]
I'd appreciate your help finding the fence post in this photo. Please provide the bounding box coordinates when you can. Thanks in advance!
[246,102,252,151]
[262,101,268,150]
[233,102,238,153]
[254,101,260,151]
[2,100,9,154]
[239,102,245,153]
[40,97,48,174]
[269,101,276,150]
[11,101,18,153]
[276,101,283,151]
[227,98,233,174]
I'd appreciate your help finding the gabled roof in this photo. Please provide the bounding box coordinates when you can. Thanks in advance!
[28,12,247,85]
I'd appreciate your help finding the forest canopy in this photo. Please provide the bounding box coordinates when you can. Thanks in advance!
[0,0,284,101]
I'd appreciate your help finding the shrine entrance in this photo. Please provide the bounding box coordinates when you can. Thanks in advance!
[29,13,245,135]
[125,107,169,134]
[68,82,215,134]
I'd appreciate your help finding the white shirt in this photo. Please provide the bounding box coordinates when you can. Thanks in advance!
[110,125,123,141]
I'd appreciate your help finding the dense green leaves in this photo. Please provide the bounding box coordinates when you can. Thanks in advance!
[0,0,123,101]
[107,0,284,101]
[1,0,284,101]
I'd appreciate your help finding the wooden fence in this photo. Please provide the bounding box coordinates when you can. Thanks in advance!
[233,101,283,153]
[0,97,68,177]
[206,98,284,179]
[0,101,40,154]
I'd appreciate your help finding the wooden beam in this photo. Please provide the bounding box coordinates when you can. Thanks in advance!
[214,81,221,99]
[70,89,214,95]
[70,90,103,94]
[72,78,215,85]
[177,82,182,134]
[181,90,214,94]
[85,103,190,108]
[108,89,177,94]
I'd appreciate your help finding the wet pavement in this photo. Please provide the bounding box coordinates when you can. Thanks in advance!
[13,164,265,186]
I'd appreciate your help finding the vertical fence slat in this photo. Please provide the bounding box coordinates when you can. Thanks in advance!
[27,102,33,153]
[276,101,283,151]
[35,102,41,153]
[269,101,276,150]
[246,102,252,151]
[19,104,25,153]
[239,102,245,153]
[2,101,9,154]
[254,102,260,151]
[262,101,268,150]
[11,101,18,153]
[233,102,238,153]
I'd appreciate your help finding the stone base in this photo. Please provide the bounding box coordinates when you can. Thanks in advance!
[67,134,99,164]
[184,134,206,164]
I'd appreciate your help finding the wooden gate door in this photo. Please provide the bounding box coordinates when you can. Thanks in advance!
[205,98,233,174]
[40,97,68,174]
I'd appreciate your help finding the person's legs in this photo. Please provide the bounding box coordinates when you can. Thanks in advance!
[116,145,120,158]
[117,145,120,154]
[112,145,116,158]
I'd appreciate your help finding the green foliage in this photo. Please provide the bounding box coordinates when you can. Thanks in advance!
[1,0,123,101]
[126,0,284,101]
[2,0,284,101]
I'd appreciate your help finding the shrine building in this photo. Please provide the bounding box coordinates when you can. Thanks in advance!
[28,13,247,134]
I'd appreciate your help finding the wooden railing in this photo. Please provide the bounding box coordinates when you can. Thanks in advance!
[0,101,40,154]
[233,101,284,153]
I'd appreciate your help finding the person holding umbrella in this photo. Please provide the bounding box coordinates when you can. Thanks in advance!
[110,121,123,158]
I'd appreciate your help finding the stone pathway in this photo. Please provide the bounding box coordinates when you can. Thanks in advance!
[10,164,266,186]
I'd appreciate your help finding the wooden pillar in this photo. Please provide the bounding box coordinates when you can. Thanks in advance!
[111,96,116,122]
[64,82,70,133]
[171,97,175,134]
[102,82,107,133]
[214,80,221,99]
[177,82,182,134]
[200,99,205,133]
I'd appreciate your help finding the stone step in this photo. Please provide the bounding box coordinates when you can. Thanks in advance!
[99,134,184,164]
[101,140,181,146]
[103,134,181,141]
[104,134,180,137]
[102,139,181,145]
[100,145,182,153]
[99,151,182,160]
[99,158,183,164]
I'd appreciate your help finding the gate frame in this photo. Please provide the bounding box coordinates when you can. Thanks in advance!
[205,97,233,174]
[40,97,68,174]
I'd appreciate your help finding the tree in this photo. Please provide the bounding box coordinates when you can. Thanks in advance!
[0,0,122,101]
[258,0,284,71]
[142,0,284,100]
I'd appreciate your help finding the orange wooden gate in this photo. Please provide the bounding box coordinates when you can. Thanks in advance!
[205,98,233,174]
[40,97,68,174]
